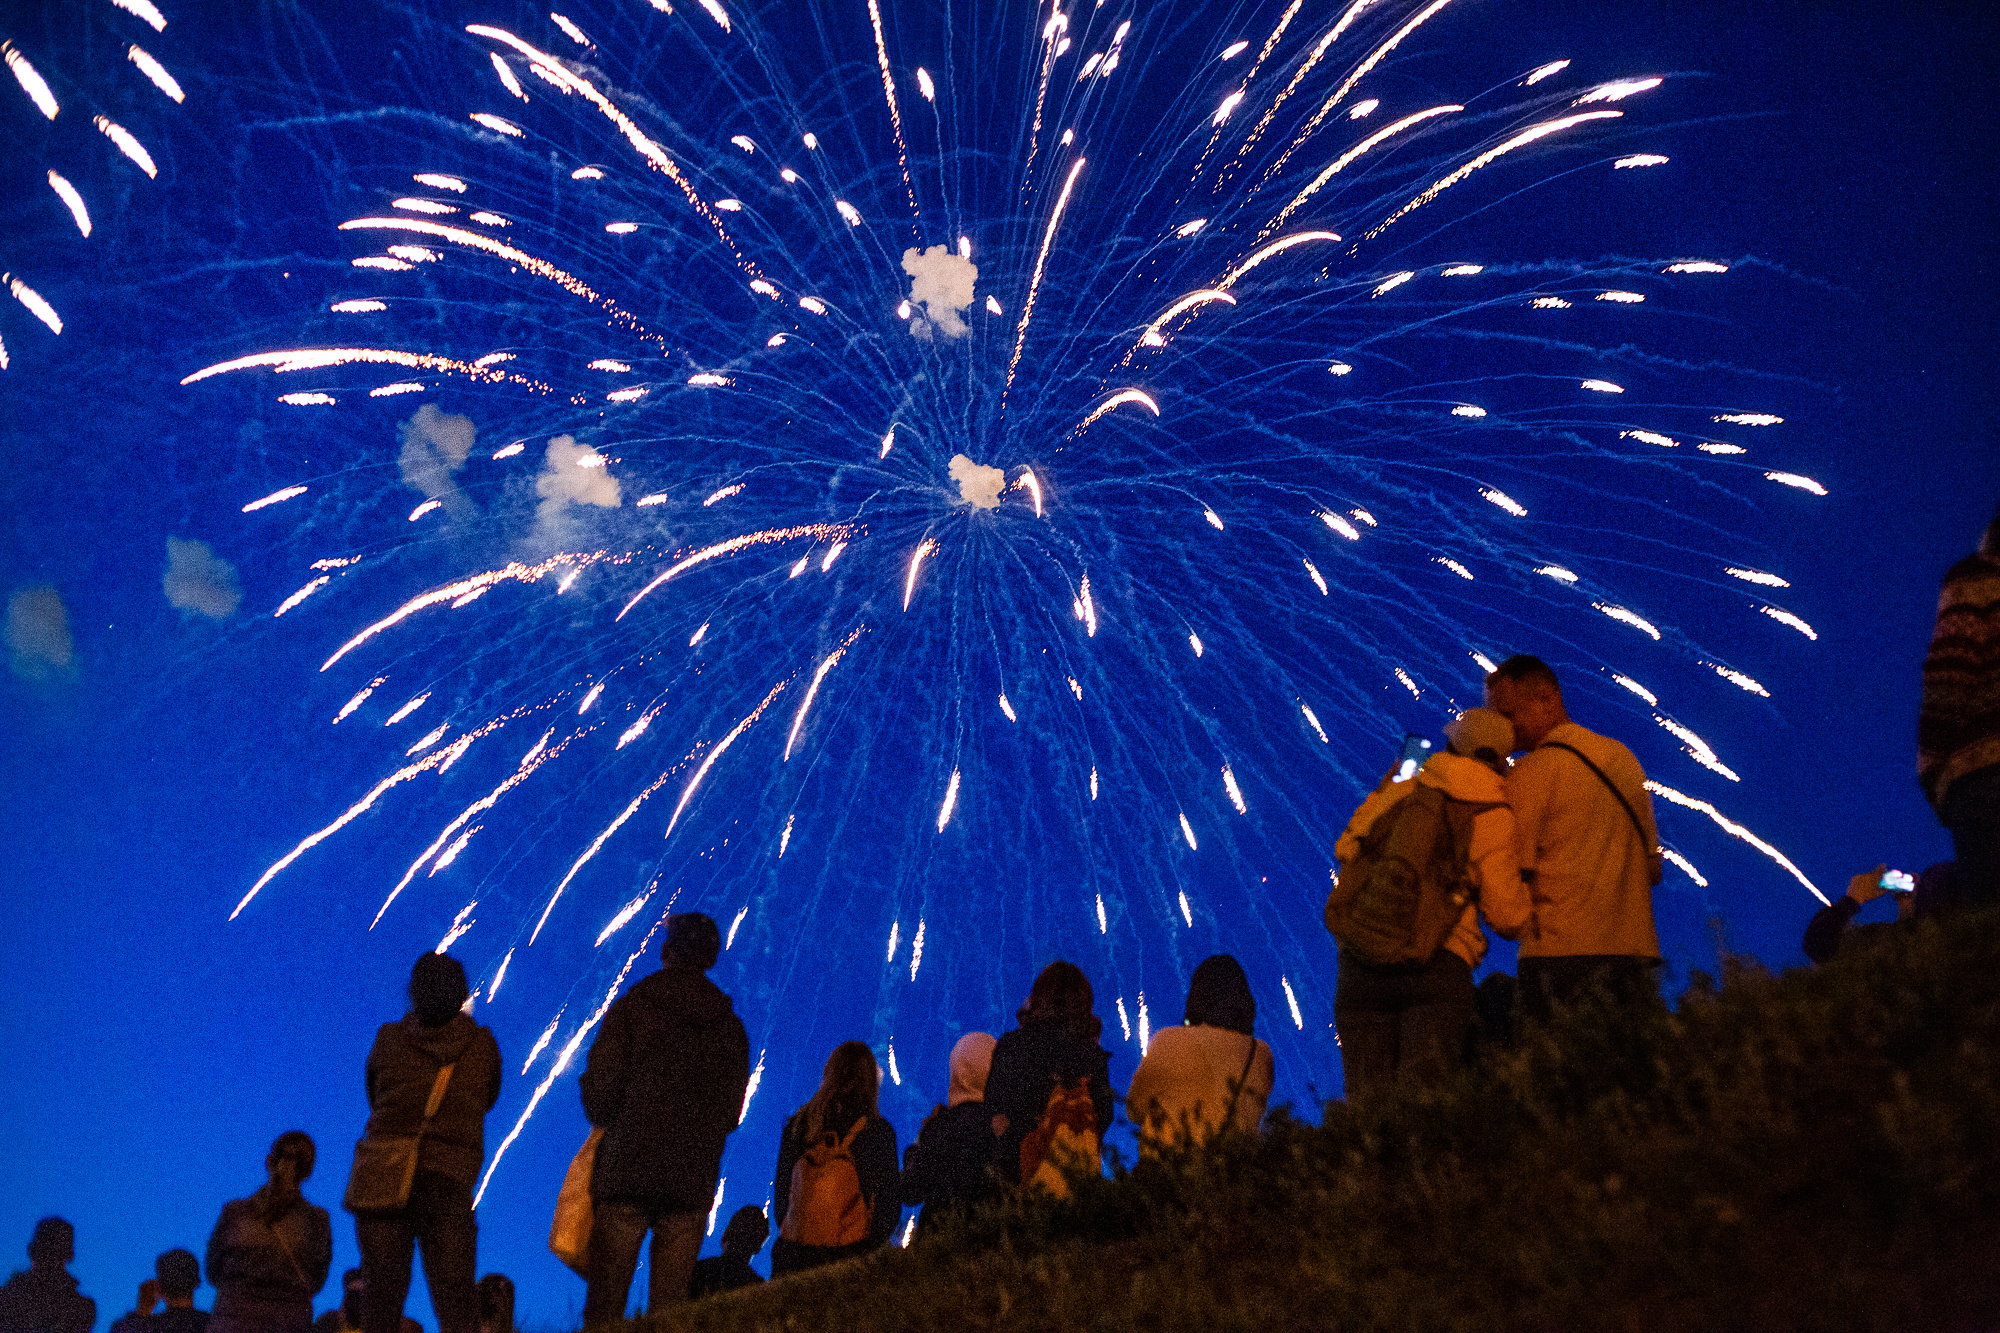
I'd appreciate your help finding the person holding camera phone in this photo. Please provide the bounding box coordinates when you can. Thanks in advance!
[1802,864,1924,963]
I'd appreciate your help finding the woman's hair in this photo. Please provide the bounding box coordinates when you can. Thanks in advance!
[799,1040,879,1142]
[266,1130,316,1182]
[410,952,470,1027]
[1184,955,1256,1036]
[260,1131,316,1220]
[1017,960,1099,1041]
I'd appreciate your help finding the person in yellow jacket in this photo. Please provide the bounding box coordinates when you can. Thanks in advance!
[1332,708,1531,1104]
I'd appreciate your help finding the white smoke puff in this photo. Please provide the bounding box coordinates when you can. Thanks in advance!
[163,537,242,619]
[397,403,479,520]
[5,586,73,679]
[948,454,1005,509]
[535,435,622,533]
[901,245,977,340]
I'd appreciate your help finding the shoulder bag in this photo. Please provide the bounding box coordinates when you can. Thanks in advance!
[343,1061,456,1213]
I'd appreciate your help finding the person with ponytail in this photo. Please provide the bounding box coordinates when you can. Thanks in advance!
[769,1042,900,1276]
[205,1134,331,1333]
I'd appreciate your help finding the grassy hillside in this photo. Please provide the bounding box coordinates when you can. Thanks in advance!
[639,908,2000,1332]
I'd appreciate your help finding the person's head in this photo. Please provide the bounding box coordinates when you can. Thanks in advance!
[946,1032,997,1107]
[1184,955,1256,1036]
[410,951,471,1028]
[803,1040,880,1138]
[476,1273,515,1333]
[719,1206,769,1260]
[266,1130,316,1192]
[27,1218,73,1271]
[1483,655,1568,751]
[662,912,722,972]
[1444,707,1515,773]
[154,1250,199,1304]
[1017,959,1100,1042]
[339,1269,366,1324]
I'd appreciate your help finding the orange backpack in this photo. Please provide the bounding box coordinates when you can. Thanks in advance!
[780,1117,871,1248]
[1019,1078,1100,1196]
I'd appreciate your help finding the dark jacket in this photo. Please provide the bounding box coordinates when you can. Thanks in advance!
[686,1255,763,1300]
[769,1104,899,1273]
[0,1268,96,1333]
[206,1192,332,1328]
[580,964,751,1211]
[900,1101,999,1233]
[983,1021,1114,1184]
[364,1013,503,1188]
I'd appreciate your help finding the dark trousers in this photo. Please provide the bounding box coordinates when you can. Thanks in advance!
[582,1203,702,1325]
[1517,955,1659,1028]
[1942,763,2000,906]
[356,1172,477,1333]
[1334,949,1474,1104]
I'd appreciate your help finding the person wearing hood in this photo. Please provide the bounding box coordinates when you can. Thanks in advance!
[1127,955,1275,1150]
[900,1032,1000,1236]
[0,1218,96,1333]
[1331,708,1531,1104]
[207,1134,333,1333]
[353,954,502,1333]
[579,913,750,1324]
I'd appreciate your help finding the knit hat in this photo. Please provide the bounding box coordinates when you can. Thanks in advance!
[946,1032,997,1106]
[1444,707,1515,761]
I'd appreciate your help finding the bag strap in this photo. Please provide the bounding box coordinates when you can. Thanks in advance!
[1218,1032,1259,1132]
[258,1204,311,1289]
[1541,741,1648,848]
[836,1116,868,1150]
[421,1062,457,1126]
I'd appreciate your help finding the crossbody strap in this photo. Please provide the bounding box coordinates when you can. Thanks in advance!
[420,1062,457,1128]
[1218,1032,1259,1130]
[1541,741,1648,848]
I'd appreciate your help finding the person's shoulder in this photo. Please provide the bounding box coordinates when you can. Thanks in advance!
[1942,550,2000,587]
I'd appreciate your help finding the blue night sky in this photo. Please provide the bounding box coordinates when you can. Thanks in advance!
[1,0,1993,1328]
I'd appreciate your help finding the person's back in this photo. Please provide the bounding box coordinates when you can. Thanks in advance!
[770,1042,900,1276]
[984,963,1114,1187]
[687,1208,766,1300]
[902,1033,999,1234]
[0,1219,96,1333]
[1920,510,2000,903]
[207,1134,332,1333]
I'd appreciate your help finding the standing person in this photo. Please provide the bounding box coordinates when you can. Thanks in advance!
[687,1208,768,1299]
[983,962,1114,1191]
[1484,655,1664,1024]
[0,1218,97,1333]
[900,1033,1000,1236]
[206,1134,333,1333]
[1919,504,2000,905]
[1127,956,1275,1146]
[135,1252,205,1333]
[769,1042,900,1276]
[352,954,503,1333]
[1328,710,1529,1102]
[579,913,750,1324]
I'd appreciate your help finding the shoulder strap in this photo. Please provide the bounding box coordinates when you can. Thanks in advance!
[421,1062,457,1124]
[837,1117,868,1149]
[1219,1033,1258,1130]
[1541,741,1647,847]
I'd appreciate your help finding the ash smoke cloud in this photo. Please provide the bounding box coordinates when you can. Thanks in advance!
[949,454,1006,509]
[902,245,977,340]
[398,403,478,520]
[5,586,74,679]
[163,538,242,619]
[535,435,622,536]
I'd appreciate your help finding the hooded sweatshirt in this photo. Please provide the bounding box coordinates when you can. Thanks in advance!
[901,1034,1000,1230]
[1334,749,1531,968]
[580,964,750,1212]
[363,1012,504,1188]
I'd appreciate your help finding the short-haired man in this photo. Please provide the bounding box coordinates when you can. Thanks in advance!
[0,1219,96,1333]
[1485,655,1664,1022]
[580,913,750,1325]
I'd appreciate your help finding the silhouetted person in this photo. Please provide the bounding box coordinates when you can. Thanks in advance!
[1128,955,1275,1147]
[122,1251,206,1333]
[308,1273,413,1333]
[206,1133,332,1333]
[1485,655,1664,1023]
[353,953,502,1333]
[580,914,749,1324]
[472,1276,511,1333]
[771,1041,901,1275]
[687,1209,767,1299]
[900,1032,1000,1236]
[0,1218,96,1333]
[984,961,1114,1191]
[1920,504,2000,905]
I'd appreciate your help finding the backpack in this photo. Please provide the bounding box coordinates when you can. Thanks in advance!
[1019,1077,1101,1197]
[1326,782,1498,966]
[779,1117,871,1248]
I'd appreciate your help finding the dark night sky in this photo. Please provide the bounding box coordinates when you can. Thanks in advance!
[1,0,1993,1328]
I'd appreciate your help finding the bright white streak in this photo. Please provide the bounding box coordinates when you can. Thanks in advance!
[1614,674,1658,705]
[778,814,793,857]
[739,1051,765,1124]
[1078,574,1097,637]
[1525,59,1570,85]
[1725,567,1790,588]
[244,485,308,513]
[1716,412,1781,424]
[1016,469,1044,517]
[1220,39,1250,59]
[902,538,938,611]
[785,632,860,760]
[1189,632,1204,657]
[1595,603,1662,640]
[1281,977,1304,1029]
[595,888,655,947]
[1178,813,1198,850]
[274,577,330,617]
[1303,559,1328,595]
[1138,995,1151,1053]
[886,920,901,964]
[1710,664,1771,697]
[334,680,381,723]
[1222,766,1247,814]
[1581,379,1625,392]
[488,949,514,1002]
[1095,895,1107,934]
[664,681,787,838]
[46,172,90,236]
[1452,405,1488,417]
[1138,289,1235,348]
[1204,508,1224,530]
[1217,231,1341,290]
[4,44,58,118]
[936,768,961,832]
[385,692,431,725]
[1074,388,1160,434]
[1615,154,1670,168]
[406,723,449,756]
[1116,998,1130,1041]
[998,694,1018,722]
[577,682,604,714]
[522,1015,561,1073]
[1090,767,1099,800]
[1436,557,1474,581]
[377,735,566,927]
[1179,892,1193,928]
[1668,261,1730,274]
[531,772,674,944]
[616,708,660,749]
[1373,271,1416,297]
[1536,566,1578,583]
[617,525,844,621]
[1321,512,1360,541]
[1662,849,1708,887]
[1005,157,1087,399]
[916,67,935,101]
[111,0,167,32]
[820,542,846,571]
[1577,77,1662,104]
[1482,488,1528,516]
[7,277,61,334]
[1655,714,1739,782]
[725,907,749,951]
[1301,704,1329,744]
[1765,471,1828,496]
[1760,606,1819,640]
[1367,110,1623,239]
[471,113,523,136]
[909,920,925,980]
[1647,781,1826,904]
[1472,651,1498,674]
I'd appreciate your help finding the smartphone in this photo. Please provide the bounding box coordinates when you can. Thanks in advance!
[1392,733,1432,783]
[1880,869,1915,894]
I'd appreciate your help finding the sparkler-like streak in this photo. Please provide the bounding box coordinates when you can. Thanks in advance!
[1646,782,1826,905]
[664,682,788,838]
[1004,157,1086,403]
[786,631,864,761]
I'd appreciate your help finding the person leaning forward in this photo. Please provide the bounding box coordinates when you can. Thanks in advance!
[1485,655,1664,1023]
[579,913,750,1325]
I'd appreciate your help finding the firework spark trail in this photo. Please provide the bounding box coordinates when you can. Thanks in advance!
[785,630,865,761]
[865,0,920,220]
[1003,157,1087,405]
[1363,109,1625,239]
[664,681,789,838]
[476,920,661,1205]
[531,772,677,945]
[1217,231,1343,291]
[1262,104,1461,238]
[1646,781,1826,904]
[180,346,547,393]
[233,729,492,920]
[322,557,589,672]
[1183,0,1309,185]
[616,526,851,622]
[1219,0,1376,185]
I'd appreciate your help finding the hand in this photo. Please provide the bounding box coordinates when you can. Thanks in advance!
[1846,864,1889,906]
[137,1281,159,1317]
